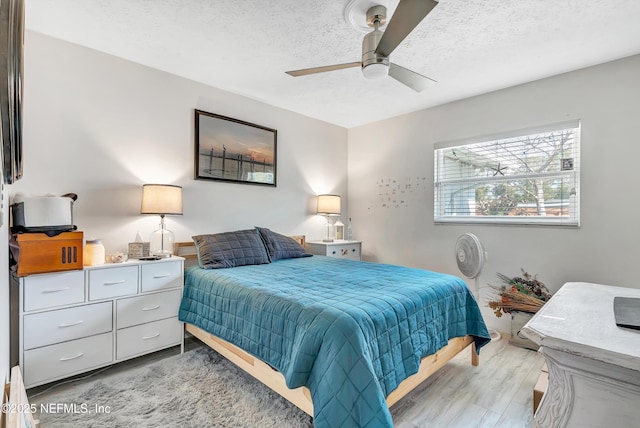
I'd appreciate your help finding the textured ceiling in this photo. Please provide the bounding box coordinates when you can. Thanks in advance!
[25,0,640,128]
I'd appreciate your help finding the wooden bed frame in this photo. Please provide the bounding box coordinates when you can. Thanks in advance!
[175,238,479,417]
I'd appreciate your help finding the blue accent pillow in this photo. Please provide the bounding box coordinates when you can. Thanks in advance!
[193,229,271,269]
[256,227,312,261]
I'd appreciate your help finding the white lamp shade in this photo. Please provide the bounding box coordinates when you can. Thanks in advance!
[141,184,183,215]
[317,194,341,216]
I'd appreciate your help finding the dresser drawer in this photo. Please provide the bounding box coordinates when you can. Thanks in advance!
[116,289,181,329]
[23,302,112,350]
[326,243,361,260]
[88,265,138,300]
[23,332,113,388]
[141,260,182,292]
[116,317,182,360]
[23,271,84,312]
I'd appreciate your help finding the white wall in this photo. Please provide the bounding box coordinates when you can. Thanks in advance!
[348,55,640,331]
[11,31,348,254]
[0,31,348,375]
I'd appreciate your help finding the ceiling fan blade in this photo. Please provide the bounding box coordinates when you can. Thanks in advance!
[375,0,438,57]
[388,63,437,92]
[285,61,361,77]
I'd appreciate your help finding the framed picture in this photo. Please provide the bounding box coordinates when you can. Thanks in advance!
[194,109,277,186]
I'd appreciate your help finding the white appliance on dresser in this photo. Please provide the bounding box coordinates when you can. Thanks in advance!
[19,257,184,389]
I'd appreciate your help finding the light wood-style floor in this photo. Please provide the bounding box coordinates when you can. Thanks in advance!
[29,334,544,427]
[391,335,544,427]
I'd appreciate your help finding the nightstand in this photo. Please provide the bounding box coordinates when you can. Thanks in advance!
[18,256,184,388]
[306,240,362,261]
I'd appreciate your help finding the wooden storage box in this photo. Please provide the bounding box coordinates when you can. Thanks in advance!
[533,363,549,413]
[16,231,83,276]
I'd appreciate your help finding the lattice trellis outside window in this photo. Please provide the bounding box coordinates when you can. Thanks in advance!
[434,120,580,226]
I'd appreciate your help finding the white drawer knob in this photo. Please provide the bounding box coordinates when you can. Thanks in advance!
[142,305,161,311]
[142,333,160,340]
[59,352,84,361]
[58,320,84,328]
[103,280,126,286]
[42,287,71,294]
[153,273,171,279]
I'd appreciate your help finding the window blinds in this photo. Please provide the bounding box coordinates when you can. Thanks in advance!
[434,120,580,226]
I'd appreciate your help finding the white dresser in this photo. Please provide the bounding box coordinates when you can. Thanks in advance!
[522,282,640,428]
[19,257,184,389]
[305,240,362,261]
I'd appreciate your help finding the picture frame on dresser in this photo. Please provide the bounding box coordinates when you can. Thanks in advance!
[194,109,277,187]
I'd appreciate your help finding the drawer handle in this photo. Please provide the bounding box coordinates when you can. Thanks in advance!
[59,352,84,361]
[142,305,161,311]
[153,273,171,279]
[42,287,71,294]
[143,333,160,340]
[103,280,126,286]
[58,320,84,328]
[341,249,349,255]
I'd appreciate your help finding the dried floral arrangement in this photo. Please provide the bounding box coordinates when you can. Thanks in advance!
[488,269,552,318]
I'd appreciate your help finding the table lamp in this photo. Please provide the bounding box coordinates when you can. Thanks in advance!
[317,194,341,242]
[141,184,183,257]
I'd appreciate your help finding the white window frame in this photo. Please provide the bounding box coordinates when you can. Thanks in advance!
[434,120,580,227]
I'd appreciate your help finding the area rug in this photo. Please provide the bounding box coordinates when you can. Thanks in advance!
[29,346,313,427]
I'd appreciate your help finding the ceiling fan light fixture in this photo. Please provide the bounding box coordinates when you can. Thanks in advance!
[362,62,388,79]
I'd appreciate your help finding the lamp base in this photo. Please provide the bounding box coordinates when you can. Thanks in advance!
[149,224,175,258]
[322,217,337,242]
[151,251,172,258]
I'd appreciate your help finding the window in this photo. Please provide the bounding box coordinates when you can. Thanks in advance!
[434,121,580,226]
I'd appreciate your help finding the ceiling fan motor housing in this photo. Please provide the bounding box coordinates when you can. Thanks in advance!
[362,6,389,80]
[362,29,389,77]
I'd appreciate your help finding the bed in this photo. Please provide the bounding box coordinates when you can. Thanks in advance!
[177,229,491,428]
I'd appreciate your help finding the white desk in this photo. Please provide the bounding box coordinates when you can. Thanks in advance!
[522,282,640,428]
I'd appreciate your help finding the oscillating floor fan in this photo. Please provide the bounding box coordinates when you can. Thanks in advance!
[455,233,500,341]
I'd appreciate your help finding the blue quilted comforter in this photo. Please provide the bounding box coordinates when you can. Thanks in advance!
[179,256,490,427]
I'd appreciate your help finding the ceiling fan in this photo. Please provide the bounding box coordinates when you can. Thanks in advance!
[285,0,438,92]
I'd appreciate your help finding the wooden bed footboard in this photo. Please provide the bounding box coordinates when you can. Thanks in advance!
[186,323,315,416]
[186,323,478,417]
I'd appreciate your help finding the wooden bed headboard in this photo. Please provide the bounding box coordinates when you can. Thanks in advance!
[174,242,199,268]
[174,235,306,268]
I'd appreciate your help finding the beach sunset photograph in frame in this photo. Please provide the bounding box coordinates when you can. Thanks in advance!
[194,109,277,186]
